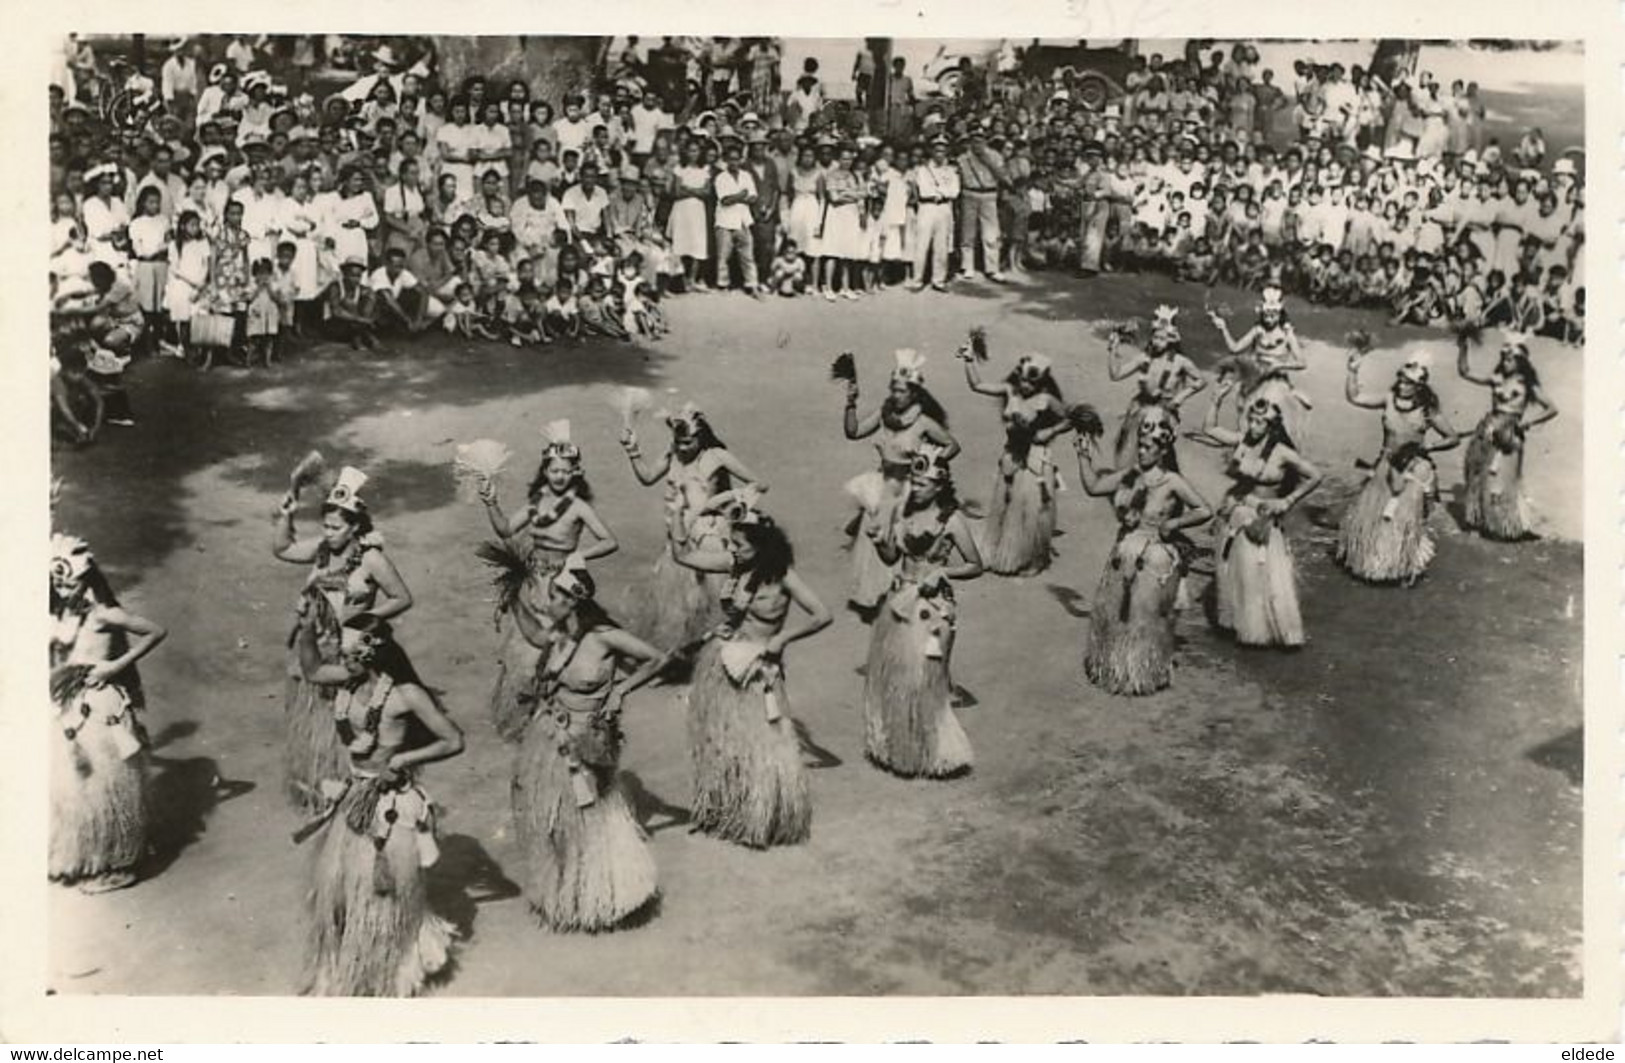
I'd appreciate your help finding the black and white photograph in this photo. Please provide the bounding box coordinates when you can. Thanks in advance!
[17,9,1621,1041]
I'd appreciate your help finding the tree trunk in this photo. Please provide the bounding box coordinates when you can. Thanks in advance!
[867,36,891,121]
[1369,40,1421,85]
[435,36,605,105]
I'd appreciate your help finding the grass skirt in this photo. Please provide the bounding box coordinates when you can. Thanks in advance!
[846,471,904,609]
[862,583,973,778]
[511,707,658,930]
[1336,461,1436,584]
[1462,412,1533,541]
[1084,529,1181,695]
[977,454,1057,576]
[687,639,811,847]
[284,652,355,814]
[490,614,546,743]
[1114,400,1152,468]
[1216,503,1304,648]
[626,518,727,649]
[50,682,150,883]
[302,777,457,996]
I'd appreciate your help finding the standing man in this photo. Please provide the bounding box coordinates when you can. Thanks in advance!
[1076,141,1113,275]
[712,137,761,296]
[629,90,674,169]
[160,39,200,131]
[956,128,1007,281]
[745,131,782,282]
[909,135,960,291]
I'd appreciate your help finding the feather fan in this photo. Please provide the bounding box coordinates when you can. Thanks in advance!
[452,439,512,504]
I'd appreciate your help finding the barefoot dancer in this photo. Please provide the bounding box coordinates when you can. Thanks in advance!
[862,443,985,778]
[1456,331,1557,541]
[1073,404,1211,694]
[508,558,670,930]
[1192,384,1323,649]
[1208,285,1315,448]
[293,614,464,996]
[621,403,766,647]
[1338,344,1460,584]
[960,343,1072,576]
[839,348,959,610]
[677,493,833,846]
[1107,306,1206,468]
[478,420,618,741]
[50,534,167,893]
[273,466,415,811]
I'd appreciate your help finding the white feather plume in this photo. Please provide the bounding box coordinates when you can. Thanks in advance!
[452,439,512,504]
[609,386,654,430]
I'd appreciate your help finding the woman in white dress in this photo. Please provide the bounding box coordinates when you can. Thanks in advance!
[817,142,865,301]
[280,172,325,308]
[328,167,379,270]
[163,210,211,359]
[666,139,712,291]
[434,97,478,203]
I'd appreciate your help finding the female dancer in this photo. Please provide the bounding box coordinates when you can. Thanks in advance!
[1192,384,1323,649]
[50,533,166,892]
[273,466,414,812]
[677,495,832,847]
[1108,305,1206,468]
[1207,286,1314,447]
[478,421,618,742]
[961,346,1072,576]
[1338,345,1461,583]
[621,403,765,648]
[862,443,985,778]
[840,348,959,611]
[1457,332,1558,541]
[292,613,464,996]
[1073,405,1212,695]
[508,558,669,930]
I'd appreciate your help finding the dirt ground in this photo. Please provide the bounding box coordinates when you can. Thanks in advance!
[48,267,1583,997]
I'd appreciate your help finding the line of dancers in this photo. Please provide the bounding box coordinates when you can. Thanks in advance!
[47,286,1557,998]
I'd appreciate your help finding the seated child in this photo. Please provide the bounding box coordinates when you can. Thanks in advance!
[768,239,805,297]
[544,278,582,340]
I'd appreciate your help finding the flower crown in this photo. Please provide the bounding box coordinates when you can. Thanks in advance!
[551,553,594,602]
[50,533,94,583]
[890,348,927,386]
[910,441,952,480]
[1016,353,1053,380]
[541,419,582,465]
[326,466,369,513]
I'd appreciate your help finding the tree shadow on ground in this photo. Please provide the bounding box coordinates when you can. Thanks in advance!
[52,335,677,595]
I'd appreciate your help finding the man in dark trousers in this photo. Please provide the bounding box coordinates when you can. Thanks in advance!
[745,131,783,282]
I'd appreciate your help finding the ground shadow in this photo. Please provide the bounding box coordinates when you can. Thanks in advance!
[426,831,520,941]
[1526,726,1583,788]
[1046,583,1090,619]
[620,770,691,834]
[793,718,843,769]
[52,333,679,596]
[144,749,255,878]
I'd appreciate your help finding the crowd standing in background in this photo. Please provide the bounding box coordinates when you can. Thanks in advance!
[48,34,1582,444]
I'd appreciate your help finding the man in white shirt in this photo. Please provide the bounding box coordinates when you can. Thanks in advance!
[160,40,200,128]
[369,247,436,333]
[561,166,611,237]
[553,94,594,156]
[510,179,569,257]
[711,139,759,296]
[630,91,674,163]
[910,136,961,290]
[225,36,256,74]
